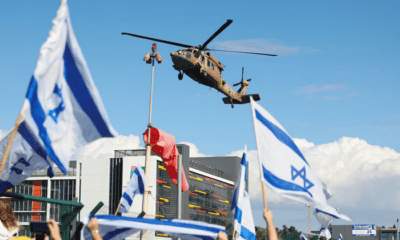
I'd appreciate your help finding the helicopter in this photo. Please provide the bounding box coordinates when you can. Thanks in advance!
[122,19,277,108]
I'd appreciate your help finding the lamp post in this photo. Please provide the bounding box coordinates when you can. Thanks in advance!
[141,44,162,240]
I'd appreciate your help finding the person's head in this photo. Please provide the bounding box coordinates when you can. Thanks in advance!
[0,198,18,230]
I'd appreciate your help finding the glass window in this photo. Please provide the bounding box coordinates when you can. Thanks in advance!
[207,60,210,67]
[212,63,214,70]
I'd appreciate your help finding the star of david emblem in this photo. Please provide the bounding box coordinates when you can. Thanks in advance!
[48,84,65,123]
[291,166,314,190]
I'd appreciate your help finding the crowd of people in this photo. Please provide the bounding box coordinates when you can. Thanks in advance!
[0,197,304,240]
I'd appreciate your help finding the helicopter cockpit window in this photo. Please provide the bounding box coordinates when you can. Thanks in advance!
[201,56,205,64]
[193,50,198,57]
[212,63,215,70]
[207,60,210,67]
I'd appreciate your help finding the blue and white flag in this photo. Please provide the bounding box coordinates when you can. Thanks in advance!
[250,97,351,222]
[83,215,226,240]
[231,148,255,240]
[339,233,343,240]
[0,122,54,192]
[118,165,146,213]
[300,233,308,240]
[21,0,117,174]
[319,225,331,239]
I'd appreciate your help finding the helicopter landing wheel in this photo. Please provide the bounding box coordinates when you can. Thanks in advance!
[178,72,183,80]
[202,71,207,77]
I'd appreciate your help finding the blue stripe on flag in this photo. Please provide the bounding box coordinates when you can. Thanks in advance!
[25,76,66,173]
[102,227,131,240]
[134,168,145,194]
[93,215,224,234]
[263,166,313,197]
[235,208,243,224]
[63,44,113,138]
[231,188,237,211]
[18,122,48,161]
[240,226,256,240]
[315,208,339,219]
[122,192,133,206]
[0,181,15,192]
[241,153,248,182]
[255,110,309,166]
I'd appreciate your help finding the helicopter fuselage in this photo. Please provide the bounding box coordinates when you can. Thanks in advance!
[170,48,248,103]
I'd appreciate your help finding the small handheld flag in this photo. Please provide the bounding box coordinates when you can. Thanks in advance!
[118,164,146,214]
[231,148,256,240]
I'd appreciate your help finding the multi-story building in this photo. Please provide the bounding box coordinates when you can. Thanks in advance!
[6,144,243,239]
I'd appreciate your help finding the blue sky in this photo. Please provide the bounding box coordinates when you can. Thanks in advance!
[1,0,399,235]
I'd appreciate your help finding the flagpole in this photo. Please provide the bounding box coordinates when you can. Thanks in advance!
[250,97,268,210]
[0,111,24,179]
[114,202,122,215]
[141,45,161,240]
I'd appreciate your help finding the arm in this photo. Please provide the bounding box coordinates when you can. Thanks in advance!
[87,218,103,240]
[217,232,228,240]
[47,219,62,240]
[264,208,278,240]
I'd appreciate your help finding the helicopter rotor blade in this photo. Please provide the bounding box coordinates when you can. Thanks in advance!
[200,19,233,50]
[206,48,277,56]
[233,82,241,87]
[122,32,193,48]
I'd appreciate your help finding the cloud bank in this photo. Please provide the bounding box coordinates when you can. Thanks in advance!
[295,84,361,100]
[227,137,400,212]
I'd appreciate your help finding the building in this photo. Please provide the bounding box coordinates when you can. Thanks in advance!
[327,224,399,240]
[7,161,79,237]
[8,144,243,239]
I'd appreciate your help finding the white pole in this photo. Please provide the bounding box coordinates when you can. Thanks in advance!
[397,218,398,240]
[178,154,182,219]
[141,57,155,240]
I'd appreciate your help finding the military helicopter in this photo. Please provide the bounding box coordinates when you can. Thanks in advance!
[122,19,277,108]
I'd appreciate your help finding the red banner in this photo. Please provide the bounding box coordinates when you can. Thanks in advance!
[32,180,42,221]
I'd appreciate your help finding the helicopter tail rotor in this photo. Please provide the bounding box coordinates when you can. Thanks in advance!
[233,67,251,87]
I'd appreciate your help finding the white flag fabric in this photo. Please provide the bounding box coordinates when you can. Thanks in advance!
[0,122,53,192]
[21,0,117,174]
[319,225,331,239]
[118,165,146,213]
[250,98,351,222]
[231,150,255,240]
[339,233,343,240]
[83,215,226,240]
[300,233,309,240]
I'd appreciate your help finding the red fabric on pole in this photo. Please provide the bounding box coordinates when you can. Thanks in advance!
[143,127,189,192]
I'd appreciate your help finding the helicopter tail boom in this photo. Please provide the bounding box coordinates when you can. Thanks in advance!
[222,94,260,105]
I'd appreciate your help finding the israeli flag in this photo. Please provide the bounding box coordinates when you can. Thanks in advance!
[250,98,351,222]
[83,215,226,240]
[0,122,53,192]
[119,165,146,213]
[231,148,255,240]
[21,0,117,174]
[319,225,331,239]
[339,233,343,240]
[300,233,308,240]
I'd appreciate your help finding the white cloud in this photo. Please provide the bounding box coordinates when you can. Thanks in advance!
[178,141,211,158]
[210,39,314,56]
[77,134,142,160]
[0,129,8,141]
[228,137,400,212]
